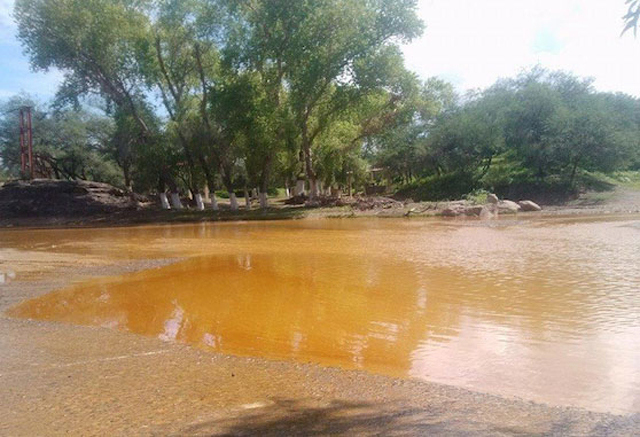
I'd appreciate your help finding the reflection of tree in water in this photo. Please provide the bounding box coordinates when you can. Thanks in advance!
[9,218,640,412]
[14,245,634,376]
[13,253,472,375]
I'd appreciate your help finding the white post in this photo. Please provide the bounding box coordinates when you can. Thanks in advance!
[295,179,305,196]
[259,192,268,209]
[195,193,205,211]
[170,192,183,210]
[309,179,319,200]
[229,192,239,211]
[244,187,251,209]
[210,193,219,211]
[160,193,171,210]
[285,187,291,198]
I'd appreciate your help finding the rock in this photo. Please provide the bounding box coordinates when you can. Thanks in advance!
[441,206,464,217]
[518,200,542,212]
[441,202,496,218]
[487,194,499,204]
[497,200,521,214]
[464,205,486,217]
[479,207,495,220]
[353,196,402,211]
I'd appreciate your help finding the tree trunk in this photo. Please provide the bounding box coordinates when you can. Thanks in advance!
[210,193,219,211]
[123,162,132,192]
[159,193,171,210]
[194,193,205,211]
[244,187,251,210]
[170,192,183,210]
[259,178,269,210]
[163,171,183,210]
[570,158,580,187]
[301,125,319,199]
[228,192,239,211]
[259,192,268,209]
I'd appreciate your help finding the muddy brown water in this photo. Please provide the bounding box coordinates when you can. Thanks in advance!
[3,216,640,415]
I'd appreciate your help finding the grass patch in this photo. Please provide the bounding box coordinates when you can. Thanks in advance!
[593,171,640,189]
[393,168,639,205]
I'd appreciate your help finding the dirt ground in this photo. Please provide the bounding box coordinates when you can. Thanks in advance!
[1,236,639,436]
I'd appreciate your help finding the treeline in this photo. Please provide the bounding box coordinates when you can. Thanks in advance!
[375,68,640,201]
[1,0,639,207]
[4,0,423,209]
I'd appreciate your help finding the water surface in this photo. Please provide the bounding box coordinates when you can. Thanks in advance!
[4,216,640,414]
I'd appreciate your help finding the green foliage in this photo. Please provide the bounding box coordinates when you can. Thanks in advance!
[366,78,456,184]
[396,172,477,201]
[0,94,123,185]
[10,1,639,207]
[464,189,490,205]
[15,0,153,128]
[382,67,640,202]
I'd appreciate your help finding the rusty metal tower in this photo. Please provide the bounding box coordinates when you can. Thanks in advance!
[19,106,34,180]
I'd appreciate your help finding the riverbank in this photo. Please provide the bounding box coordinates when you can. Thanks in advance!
[2,179,640,229]
[1,251,638,435]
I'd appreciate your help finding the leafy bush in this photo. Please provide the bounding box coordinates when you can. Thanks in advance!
[395,172,477,201]
[464,188,490,204]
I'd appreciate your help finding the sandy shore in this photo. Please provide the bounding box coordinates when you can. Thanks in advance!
[1,246,639,436]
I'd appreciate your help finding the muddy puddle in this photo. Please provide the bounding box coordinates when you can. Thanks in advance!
[3,216,640,414]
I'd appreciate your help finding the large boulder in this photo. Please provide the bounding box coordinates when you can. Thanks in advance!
[441,206,465,217]
[486,193,499,204]
[479,207,496,220]
[464,205,486,217]
[497,200,521,214]
[518,200,542,212]
[441,204,491,217]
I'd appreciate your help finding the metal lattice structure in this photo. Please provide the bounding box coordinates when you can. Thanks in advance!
[19,106,34,180]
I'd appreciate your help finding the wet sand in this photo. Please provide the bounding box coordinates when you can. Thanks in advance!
[1,224,639,435]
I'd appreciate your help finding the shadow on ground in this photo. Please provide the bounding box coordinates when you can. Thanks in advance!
[178,399,453,436]
[170,398,596,436]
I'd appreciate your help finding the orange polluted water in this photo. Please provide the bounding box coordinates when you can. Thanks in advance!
[6,217,640,414]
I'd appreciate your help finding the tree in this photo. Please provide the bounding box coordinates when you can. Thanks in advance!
[426,105,504,180]
[623,0,640,35]
[367,78,457,184]
[13,0,191,206]
[232,0,423,198]
[15,0,153,134]
[0,95,122,185]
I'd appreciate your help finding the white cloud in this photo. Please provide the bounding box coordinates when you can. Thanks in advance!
[403,0,640,96]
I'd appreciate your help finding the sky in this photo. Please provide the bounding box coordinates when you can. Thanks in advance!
[0,0,639,101]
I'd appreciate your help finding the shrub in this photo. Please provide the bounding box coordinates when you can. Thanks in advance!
[395,172,478,201]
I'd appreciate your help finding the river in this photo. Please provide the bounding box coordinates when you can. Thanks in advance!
[3,215,640,414]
